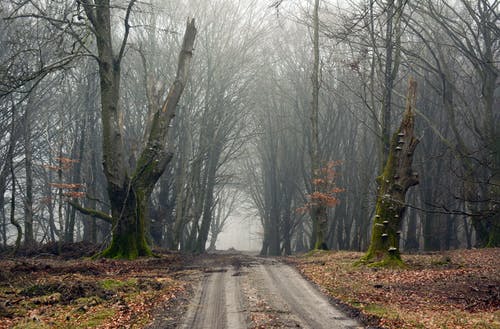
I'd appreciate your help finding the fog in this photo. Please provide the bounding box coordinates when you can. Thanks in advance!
[215,216,262,252]
[0,0,498,258]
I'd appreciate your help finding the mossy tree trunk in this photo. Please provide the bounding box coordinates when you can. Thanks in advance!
[362,78,419,266]
[79,1,197,259]
[101,183,151,258]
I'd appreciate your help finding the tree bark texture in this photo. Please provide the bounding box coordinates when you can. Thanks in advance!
[381,0,394,164]
[81,0,197,258]
[362,78,419,266]
[103,19,197,259]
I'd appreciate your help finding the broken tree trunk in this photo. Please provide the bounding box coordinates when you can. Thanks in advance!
[362,78,419,267]
[100,19,197,259]
[75,0,197,259]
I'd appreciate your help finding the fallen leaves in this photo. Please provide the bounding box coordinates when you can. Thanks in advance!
[0,252,192,329]
[287,249,500,329]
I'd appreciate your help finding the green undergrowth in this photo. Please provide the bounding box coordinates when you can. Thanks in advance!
[99,278,137,290]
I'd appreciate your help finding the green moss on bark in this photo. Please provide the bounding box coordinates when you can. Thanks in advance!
[361,79,419,267]
[100,187,152,259]
[362,132,404,265]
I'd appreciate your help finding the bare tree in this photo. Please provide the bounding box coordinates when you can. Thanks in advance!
[76,0,197,258]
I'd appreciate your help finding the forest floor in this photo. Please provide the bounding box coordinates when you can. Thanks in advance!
[286,248,500,329]
[0,242,194,329]
[0,244,498,328]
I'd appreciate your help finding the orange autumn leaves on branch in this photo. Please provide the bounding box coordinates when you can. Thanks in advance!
[297,160,344,214]
[44,156,86,199]
[42,157,79,171]
[48,183,86,198]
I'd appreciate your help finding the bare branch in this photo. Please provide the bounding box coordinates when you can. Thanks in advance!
[68,200,112,224]
[117,0,137,63]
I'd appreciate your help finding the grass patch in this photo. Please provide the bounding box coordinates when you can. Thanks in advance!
[74,307,115,328]
[99,278,137,290]
[363,303,398,318]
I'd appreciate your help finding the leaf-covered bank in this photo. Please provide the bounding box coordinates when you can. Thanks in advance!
[0,251,194,329]
[287,249,499,329]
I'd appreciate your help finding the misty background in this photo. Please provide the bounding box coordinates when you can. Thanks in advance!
[0,0,498,256]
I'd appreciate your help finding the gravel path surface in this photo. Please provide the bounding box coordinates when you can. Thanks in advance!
[179,254,363,329]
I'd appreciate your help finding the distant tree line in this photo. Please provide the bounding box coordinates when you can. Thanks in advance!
[0,0,498,257]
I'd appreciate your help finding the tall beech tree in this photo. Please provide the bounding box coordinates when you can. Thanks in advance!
[362,78,419,266]
[78,0,197,259]
[310,0,328,250]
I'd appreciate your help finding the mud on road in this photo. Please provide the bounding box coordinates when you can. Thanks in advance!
[179,253,363,329]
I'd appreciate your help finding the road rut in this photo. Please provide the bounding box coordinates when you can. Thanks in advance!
[179,255,363,329]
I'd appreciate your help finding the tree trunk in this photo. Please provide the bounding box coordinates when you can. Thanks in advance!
[310,0,327,250]
[83,145,99,243]
[404,206,419,252]
[282,207,292,255]
[0,116,15,248]
[65,120,86,243]
[102,18,196,258]
[362,78,419,266]
[23,104,34,247]
[312,206,328,250]
[260,229,269,256]
[101,184,151,258]
[208,235,217,251]
[57,147,64,241]
[150,173,171,247]
[0,173,7,248]
[171,146,189,250]
[10,161,22,254]
[195,142,221,253]
[207,201,222,251]
[268,206,281,255]
[381,0,394,164]
[294,220,307,253]
[80,0,197,259]
[9,109,22,253]
[46,178,57,242]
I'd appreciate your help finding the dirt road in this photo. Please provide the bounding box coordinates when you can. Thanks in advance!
[179,254,363,329]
